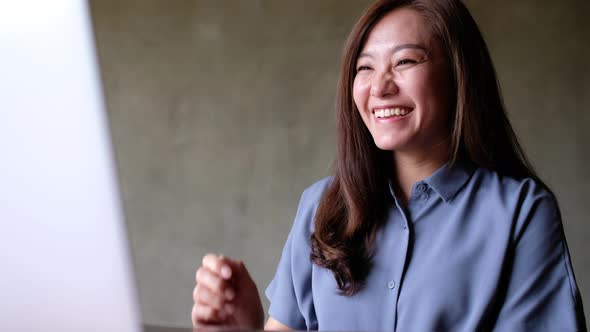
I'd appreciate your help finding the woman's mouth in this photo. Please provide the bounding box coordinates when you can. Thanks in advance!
[373,107,414,119]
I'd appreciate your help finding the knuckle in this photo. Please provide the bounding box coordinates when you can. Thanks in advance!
[212,259,222,272]
[193,285,200,302]
[203,271,220,290]
[197,285,210,302]
[195,304,206,318]
[199,305,215,321]
[210,292,224,308]
[212,276,225,291]
[202,253,215,266]
[191,305,198,326]
[196,267,208,282]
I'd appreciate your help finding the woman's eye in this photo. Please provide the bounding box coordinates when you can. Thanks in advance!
[397,59,416,66]
[356,65,372,72]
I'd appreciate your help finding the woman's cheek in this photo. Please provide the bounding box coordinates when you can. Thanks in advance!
[352,80,367,111]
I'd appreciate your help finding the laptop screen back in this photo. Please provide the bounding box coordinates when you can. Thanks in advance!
[0,1,142,331]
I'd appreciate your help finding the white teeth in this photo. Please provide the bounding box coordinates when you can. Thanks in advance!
[374,107,411,118]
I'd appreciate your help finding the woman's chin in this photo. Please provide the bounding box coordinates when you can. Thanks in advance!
[375,143,402,151]
[373,138,406,151]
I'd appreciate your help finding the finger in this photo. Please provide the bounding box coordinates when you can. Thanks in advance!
[193,303,226,325]
[193,283,225,310]
[223,259,249,281]
[202,253,233,280]
[191,305,200,327]
[196,267,233,297]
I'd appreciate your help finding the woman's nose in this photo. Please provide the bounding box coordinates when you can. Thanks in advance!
[370,70,398,97]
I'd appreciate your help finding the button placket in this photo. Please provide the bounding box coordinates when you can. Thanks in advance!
[389,198,411,331]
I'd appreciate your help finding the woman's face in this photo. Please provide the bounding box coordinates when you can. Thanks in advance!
[353,8,453,153]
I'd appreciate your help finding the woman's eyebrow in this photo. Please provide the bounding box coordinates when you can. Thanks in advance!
[358,43,428,60]
[391,43,427,53]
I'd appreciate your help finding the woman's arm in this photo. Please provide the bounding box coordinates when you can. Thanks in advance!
[492,191,586,330]
[264,317,293,331]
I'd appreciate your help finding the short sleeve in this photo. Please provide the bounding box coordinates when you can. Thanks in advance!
[493,184,586,331]
[265,178,331,330]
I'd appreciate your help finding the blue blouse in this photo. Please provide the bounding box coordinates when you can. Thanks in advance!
[265,162,586,331]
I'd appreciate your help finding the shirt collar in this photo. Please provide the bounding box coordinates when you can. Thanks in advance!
[423,160,475,202]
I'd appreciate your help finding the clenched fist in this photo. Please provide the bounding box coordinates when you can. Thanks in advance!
[192,253,264,329]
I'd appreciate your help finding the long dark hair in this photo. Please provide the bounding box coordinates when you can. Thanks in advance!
[310,0,549,295]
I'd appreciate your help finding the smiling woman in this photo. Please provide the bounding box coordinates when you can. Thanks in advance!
[191,0,587,331]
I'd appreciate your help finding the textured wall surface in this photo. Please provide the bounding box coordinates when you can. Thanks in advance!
[90,0,589,327]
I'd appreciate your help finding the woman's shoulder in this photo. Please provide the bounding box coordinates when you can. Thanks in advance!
[466,167,561,244]
[472,167,555,200]
[290,176,334,235]
[470,167,559,220]
[299,176,334,204]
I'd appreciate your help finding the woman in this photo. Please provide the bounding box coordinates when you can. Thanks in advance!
[192,0,586,330]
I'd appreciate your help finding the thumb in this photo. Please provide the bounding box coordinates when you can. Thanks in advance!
[223,258,250,281]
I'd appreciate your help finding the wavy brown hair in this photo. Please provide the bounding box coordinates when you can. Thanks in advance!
[310,0,547,295]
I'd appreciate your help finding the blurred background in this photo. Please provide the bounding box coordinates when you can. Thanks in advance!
[90,0,589,327]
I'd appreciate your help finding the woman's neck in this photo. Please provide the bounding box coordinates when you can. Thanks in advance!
[392,140,450,204]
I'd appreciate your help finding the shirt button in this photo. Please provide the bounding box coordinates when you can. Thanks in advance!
[417,183,427,192]
[387,280,396,289]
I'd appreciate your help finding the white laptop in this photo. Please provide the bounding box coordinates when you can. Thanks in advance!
[0,1,142,331]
